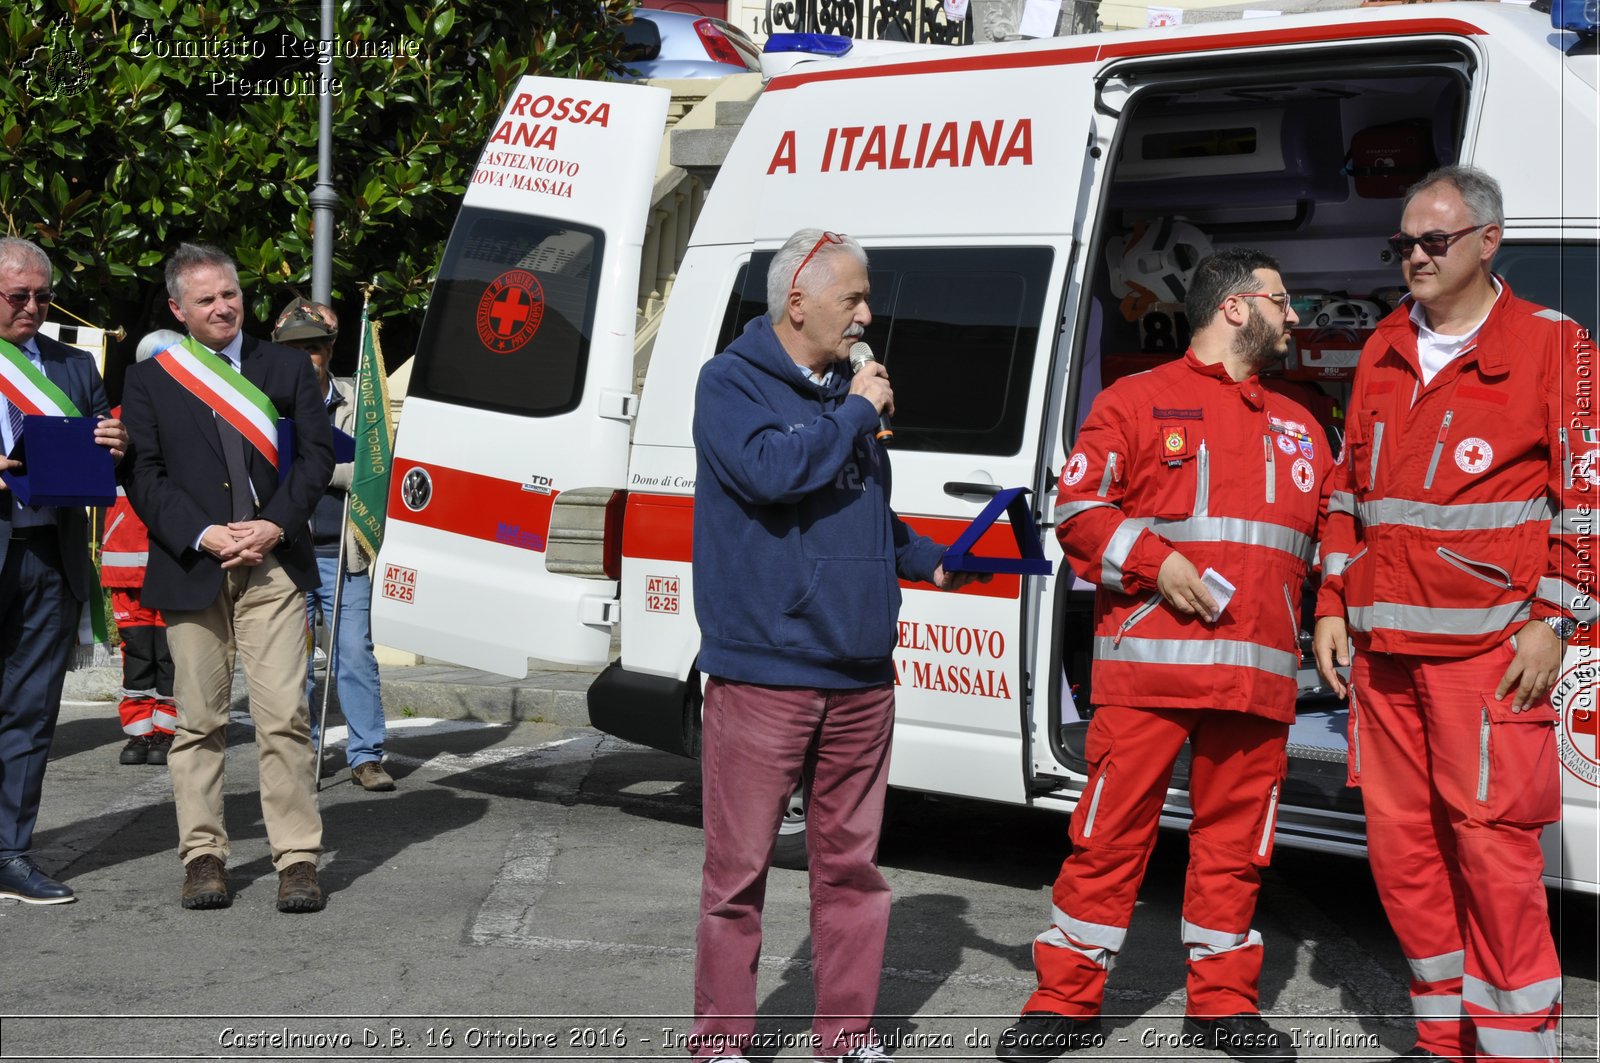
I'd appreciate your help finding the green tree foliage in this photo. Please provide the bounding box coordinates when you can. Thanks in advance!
[0,0,633,378]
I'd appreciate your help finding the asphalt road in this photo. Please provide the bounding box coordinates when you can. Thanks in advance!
[2,699,1595,1062]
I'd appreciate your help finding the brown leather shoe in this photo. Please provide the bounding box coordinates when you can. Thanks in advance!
[276,861,325,913]
[351,762,396,792]
[180,854,230,910]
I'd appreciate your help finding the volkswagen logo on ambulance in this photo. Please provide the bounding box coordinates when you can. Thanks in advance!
[400,467,433,512]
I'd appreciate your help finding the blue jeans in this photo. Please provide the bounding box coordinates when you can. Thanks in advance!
[305,556,385,767]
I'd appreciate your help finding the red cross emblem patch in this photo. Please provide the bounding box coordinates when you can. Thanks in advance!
[1291,457,1315,493]
[476,269,546,354]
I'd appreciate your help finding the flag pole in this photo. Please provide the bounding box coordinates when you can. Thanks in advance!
[315,295,368,791]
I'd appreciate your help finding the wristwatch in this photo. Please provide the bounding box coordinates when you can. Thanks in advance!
[1543,615,1578,641]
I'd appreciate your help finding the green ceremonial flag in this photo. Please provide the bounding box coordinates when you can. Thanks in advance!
[348,300,395,560]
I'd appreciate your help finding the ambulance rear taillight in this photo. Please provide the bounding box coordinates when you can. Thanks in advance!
[545,488,628,581]
[1552,0,1599,38]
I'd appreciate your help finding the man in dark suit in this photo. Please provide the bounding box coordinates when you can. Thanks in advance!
[121,244,333,913]
[0,237,128,904]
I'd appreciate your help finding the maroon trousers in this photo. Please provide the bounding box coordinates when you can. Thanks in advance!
[690,678,895,1061]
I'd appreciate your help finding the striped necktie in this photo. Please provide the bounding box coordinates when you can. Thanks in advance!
[5,397,22,448]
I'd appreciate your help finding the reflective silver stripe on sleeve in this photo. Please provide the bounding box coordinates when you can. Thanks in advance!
[1094,635,1300,679]
[1323,552,1350,578]
[1329,490,1356,517]
[1356,496,1552,532]
[1462,975,1563,1017]
[1348,600,1532,637]
[115,485,127,497]
[1098,451,1119,499]
[1057,500,1118,523]
[1561,427,1573,490]
[1473,1026,1557,1062]
[1553,508,1595,537]
[1408,950,1465,984]
[1101,518,1152,594]
[1411,995,1463,1021]
[1148,515,1313,561]
[1538,576,1600,624]
[1534,307,1573,323]
[100,551,149,568]
[1051,905,1127,953]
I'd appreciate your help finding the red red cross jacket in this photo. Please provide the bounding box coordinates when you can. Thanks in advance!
[100,405,150,590]
[1315,281,1594,656]
[1058,351,1333,721]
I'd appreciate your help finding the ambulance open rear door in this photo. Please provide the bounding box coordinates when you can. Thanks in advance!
[371,77,669,675]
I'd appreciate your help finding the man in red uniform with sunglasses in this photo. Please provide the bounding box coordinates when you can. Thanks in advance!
[1315,166,1584,1063]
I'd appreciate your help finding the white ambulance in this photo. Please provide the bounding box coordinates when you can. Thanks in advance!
[372,2,1600,892]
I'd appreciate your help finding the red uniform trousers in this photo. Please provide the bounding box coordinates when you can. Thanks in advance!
[110,589,175,737]
[1028,705,1288,1019]
[1351,645,1562,1063]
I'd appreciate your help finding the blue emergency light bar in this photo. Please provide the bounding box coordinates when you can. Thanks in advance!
[1552,0,1599,37]
[763,32,855,56]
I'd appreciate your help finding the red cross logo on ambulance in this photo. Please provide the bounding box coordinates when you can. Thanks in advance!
[1549,661,1600,787]
[1454,436,1493,475]
[1291,458,1315,493]
[1063,452,1088,486]
[476,269,546,354]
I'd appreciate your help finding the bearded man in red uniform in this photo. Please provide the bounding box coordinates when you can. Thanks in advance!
[998,248,1331,1063]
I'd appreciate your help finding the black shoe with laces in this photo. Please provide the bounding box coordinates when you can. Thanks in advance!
[995,1013,1104,1062]
[1182,1015,1296,1062]
[118,735,150,765]
[146,732,174,766]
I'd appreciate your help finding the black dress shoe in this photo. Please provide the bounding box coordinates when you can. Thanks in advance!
[995,1013,1104,1061]
[119,735,150,765]
[1183,1015,1295,1062]
[0,856,76,904]
[146,732,173,766]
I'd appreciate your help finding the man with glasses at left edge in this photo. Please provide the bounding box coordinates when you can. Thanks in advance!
[0,237,128,904]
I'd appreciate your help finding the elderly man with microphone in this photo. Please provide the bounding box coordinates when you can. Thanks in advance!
[687,228,983,1063]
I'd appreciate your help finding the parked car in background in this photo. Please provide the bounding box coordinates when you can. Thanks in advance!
[617,8,761,79]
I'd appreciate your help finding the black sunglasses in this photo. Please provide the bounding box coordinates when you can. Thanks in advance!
[1387,225,1486,258]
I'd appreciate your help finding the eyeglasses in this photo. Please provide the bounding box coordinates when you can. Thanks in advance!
[1,289,53,310]
[1386,225,1486,258]
[791,231,845,291]
[1224,291,1292,311]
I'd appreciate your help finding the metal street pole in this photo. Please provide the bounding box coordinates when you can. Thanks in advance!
[310,0,337,304]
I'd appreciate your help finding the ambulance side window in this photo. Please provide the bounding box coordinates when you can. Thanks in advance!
[715,246,1053,456]
[1496,241,1599,334]
[411,207,604,416]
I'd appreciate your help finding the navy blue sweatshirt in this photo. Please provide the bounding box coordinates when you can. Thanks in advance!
[691,315,944,688]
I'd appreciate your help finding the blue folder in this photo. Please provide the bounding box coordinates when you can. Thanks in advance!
[1,415,117,506]
[940,486,1054,576]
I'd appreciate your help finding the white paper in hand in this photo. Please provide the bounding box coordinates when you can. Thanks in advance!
[1200,567,1235,624]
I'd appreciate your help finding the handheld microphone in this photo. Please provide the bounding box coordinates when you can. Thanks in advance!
[848,341,894,442]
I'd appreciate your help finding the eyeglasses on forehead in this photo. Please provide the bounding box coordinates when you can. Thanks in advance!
[791,231,845,291]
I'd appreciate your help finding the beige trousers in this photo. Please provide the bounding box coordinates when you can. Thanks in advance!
[165,555,322,870]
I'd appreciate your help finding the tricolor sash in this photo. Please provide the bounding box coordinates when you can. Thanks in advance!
[0,337,82,418]
[155,337,280,466]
